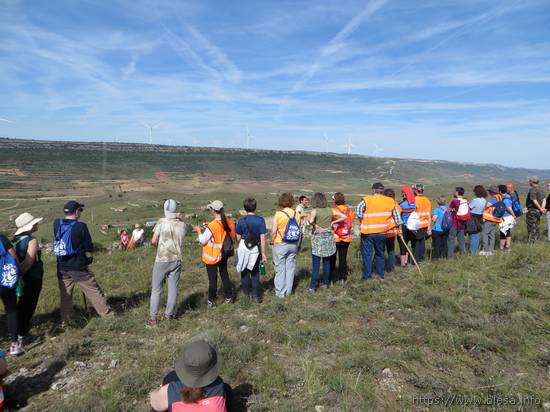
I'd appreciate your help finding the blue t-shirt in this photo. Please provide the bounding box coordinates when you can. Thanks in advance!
[236,215,267,239]
[399,200,416,224]
[502,194,513,217]
[432,206,447,232]
[469,197,486,215]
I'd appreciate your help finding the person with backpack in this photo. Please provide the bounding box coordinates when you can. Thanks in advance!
[397,186,416,269]
[356,182,400,280]
[0,233,23,355]
[412,184,432,262]
[431,196,449,259]
[13,212,44,345]
[193,200,235,307]
[447,187,469,257]
[235,198,267,303]
[270,193,301,298]
[525,176,546,242]
[330,192,355,283]
[481,186,504,255]
[382,189,402,272]
[543,182,550,242]
[307,192,337,292]
[54,201,113,324]
[498,185,517,251]
[466,185,487,255]
[147,199,186,327]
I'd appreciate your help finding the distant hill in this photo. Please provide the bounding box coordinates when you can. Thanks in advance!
[1,137,549,196]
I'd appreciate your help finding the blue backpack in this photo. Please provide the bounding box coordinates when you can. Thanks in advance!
[0,240,19,289]
[441,208,453,233]
[492,198,506,219]
[511,196,523,217]
[54,220,79,257]
[279,211,301,243]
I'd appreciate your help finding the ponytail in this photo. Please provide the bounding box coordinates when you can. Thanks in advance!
[219,209,231,233]
[181,387,205,403]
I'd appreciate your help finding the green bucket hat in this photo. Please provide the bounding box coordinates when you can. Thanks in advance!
[174,340,220,388]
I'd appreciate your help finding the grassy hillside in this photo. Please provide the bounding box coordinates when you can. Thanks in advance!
[1,220,549,411]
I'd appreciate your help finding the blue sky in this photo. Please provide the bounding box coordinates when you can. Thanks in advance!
[1,0,549,168]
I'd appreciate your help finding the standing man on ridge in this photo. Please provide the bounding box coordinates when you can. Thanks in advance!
[54,201,113,325]
[356,182,400,280]
[412,184,432,261]
[526,176,546,242]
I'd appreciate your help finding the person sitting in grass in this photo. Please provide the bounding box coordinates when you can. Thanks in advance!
[147,199,186,327]
[235,198,267,303]
[150,339,228,412]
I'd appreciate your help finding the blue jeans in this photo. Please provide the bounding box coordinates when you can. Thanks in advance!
[469,232,480,255]
[360,233,386,279]
[310,255,331,289]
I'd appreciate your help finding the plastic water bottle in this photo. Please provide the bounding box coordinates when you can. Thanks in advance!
[259,262,266,276]
[16,278,24,298]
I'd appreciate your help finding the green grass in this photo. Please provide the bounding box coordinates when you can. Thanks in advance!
[1,215,548,411]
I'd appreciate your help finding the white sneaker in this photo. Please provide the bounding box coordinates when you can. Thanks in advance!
[10,342,25,356]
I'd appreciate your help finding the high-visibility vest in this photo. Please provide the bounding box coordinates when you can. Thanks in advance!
[201,219,234,265]
[415,195,432,229]
[483,194,503,223]
[385,204,401,238]
[360,195,398,235]
[332,205,355,243]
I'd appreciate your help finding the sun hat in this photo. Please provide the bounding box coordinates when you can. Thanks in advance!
[164,199,177,219]
[14,213,43,236]
[63,200,84,214]
[134,223,142,229]
[207,200,224,212]
[174,340,221,388]
[488,185,499,194]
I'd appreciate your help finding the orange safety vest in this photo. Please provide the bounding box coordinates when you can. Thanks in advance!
[360,195,398,235]
[385,203,401,238]
[415,195,432,229]
[483,194,503,223]
[201,219,235,265]
[332,205,355,243]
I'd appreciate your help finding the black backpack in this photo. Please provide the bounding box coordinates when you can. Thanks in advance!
[243,217,260,249]
[221,230,234,259]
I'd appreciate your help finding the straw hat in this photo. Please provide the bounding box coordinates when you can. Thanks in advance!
[134,223,142,229]
[14,213,43,236]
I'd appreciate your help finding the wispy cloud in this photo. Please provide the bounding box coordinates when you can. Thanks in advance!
[0,117,12,123]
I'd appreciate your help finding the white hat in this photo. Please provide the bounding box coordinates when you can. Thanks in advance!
[164,199,177,219]
[207,200,224,212]
[14,212,43,236]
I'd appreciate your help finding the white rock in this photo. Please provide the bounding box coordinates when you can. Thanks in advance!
[109,359,119,369]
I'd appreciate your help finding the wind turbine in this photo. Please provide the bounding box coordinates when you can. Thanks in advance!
[143,122,161,144]
[345,136,355,155]
[373,144,383,157]
[324,133,332,153]
[245,125,252,150]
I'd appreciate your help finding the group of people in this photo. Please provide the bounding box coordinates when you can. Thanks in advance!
[119,223,144,249]
[0,177,548,410]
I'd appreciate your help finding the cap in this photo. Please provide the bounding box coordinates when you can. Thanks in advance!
[207,200,224,212]
[63,200,84,214]
[372,182,384,190]
[488,185,499,193]
[414,183,425,192]
[164,199,177,219]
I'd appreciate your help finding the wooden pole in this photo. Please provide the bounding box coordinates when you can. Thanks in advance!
[399,233,424,278]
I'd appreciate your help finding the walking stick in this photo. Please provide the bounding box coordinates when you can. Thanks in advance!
[399,233,424,278]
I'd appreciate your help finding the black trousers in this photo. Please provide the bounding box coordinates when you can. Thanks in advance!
[0,286,18,342]
[206,257,233,301]
[241,256,260,299]
[17,275,43,336]
[330,242,350,282]
[432,231,448,259]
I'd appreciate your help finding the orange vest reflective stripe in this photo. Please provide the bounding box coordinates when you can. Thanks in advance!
[415,195,432,229]
[360,195,398,234]
[483,194,503,223]
[201,219,234,265]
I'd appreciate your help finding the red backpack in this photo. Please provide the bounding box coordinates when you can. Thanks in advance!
[456,199,471,222]
[333,207,353,238]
